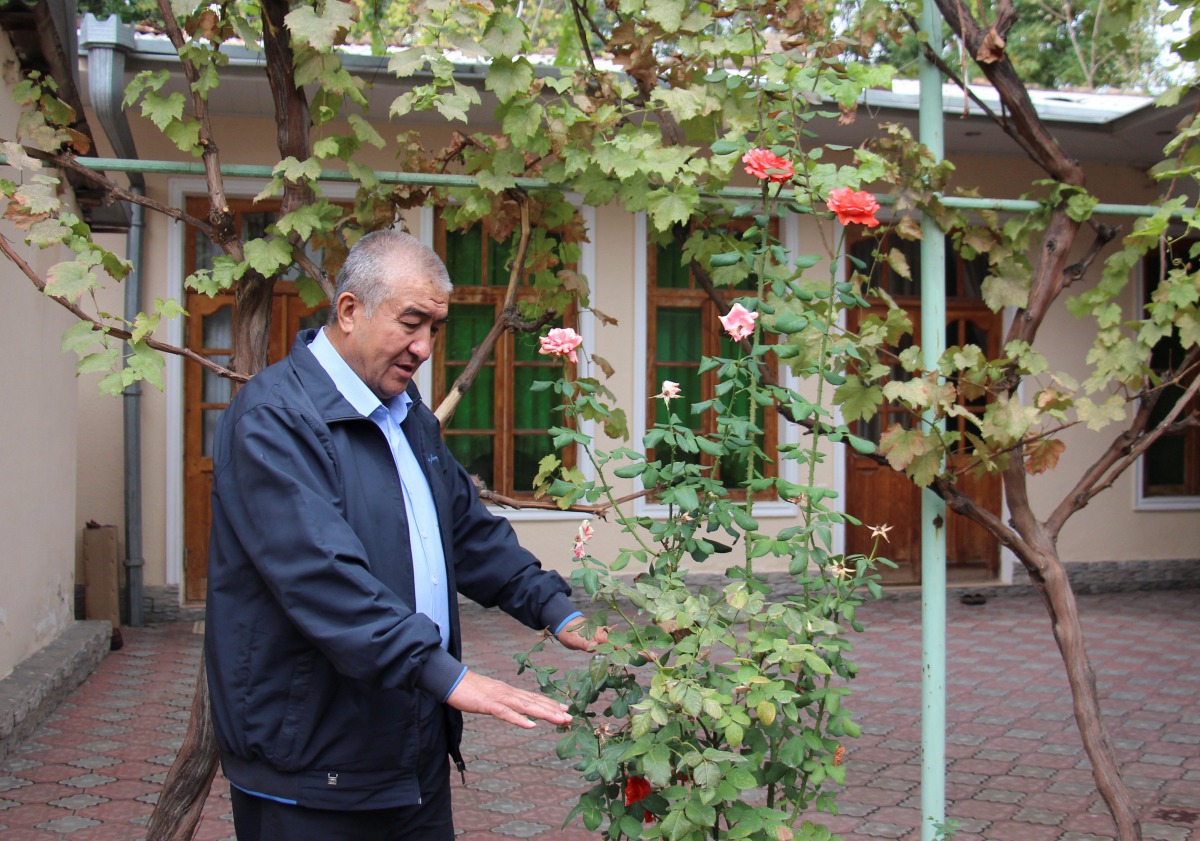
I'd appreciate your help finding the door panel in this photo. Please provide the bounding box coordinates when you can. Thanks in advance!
[181,198,331,602]
[844,305,1002,586]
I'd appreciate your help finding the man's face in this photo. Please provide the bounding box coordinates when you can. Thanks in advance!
[335,273,450,401]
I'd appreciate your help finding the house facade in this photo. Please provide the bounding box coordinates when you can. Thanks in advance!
[3,11,1198,683]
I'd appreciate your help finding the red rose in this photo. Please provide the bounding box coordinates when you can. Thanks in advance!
[826,187,881,228]
[624,775,651,806]
[624,776,656,822]
[741,148,794,183]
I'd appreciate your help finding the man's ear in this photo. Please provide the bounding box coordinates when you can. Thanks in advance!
[334,292,360,331]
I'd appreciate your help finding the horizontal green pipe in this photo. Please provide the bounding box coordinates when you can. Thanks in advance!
[0,154,1183,217]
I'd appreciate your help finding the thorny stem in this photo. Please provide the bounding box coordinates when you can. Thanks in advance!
[803,230,845,562]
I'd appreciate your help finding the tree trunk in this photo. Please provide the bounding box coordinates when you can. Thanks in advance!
[1004,462,1143,840]
[145,666,218,841]
[1022,545,1142,840]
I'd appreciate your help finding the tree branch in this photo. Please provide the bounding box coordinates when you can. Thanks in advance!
[901,7,1044,169]
[935,475,1027,562]
[933,0,1085,186]
[0,233,247,382]
[434,199,535,426]
[154,0,239,257]
[26,147,217,238]
[477,484,657,515]
[1046,353,1200,537]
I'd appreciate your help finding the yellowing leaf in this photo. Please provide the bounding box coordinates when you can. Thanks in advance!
[388,48,429,78]
[273,155,323,184]
[647,186,698,232]
[485,57,535,104]
[645,0,686,31]
[886,247,911,279]
[982,273,1029,311]
[1075,394,1127,431]
[45,260,96,300]
[1024,437,1066,475]
[833,377,883,423]
[243,237,294,277]
[141,91,186,131]
[284,0,356,50]
[480,10,526,57]
[878,424,928,472]
[882,378,931,408]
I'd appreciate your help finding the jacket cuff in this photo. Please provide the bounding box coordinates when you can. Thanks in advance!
[417,646,467,701]
[539,593,580,637]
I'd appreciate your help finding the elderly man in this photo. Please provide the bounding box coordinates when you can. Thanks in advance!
[205,228,599,841]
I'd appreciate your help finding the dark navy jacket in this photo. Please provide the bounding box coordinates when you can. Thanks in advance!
[205,330,576,810]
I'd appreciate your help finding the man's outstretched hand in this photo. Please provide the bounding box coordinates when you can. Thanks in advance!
[445,671,572,729]
[555,617,609,652]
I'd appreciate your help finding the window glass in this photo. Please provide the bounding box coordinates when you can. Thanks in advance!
[434,219,577,497]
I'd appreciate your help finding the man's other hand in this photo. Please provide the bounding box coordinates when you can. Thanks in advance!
[445,671,571,729]
[555,617,608,652]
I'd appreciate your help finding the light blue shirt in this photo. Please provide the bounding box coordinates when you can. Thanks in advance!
[308,328,453,651]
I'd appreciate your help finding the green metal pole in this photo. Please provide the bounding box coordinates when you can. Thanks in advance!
[918,2,948,839]
[0,155,1177,217]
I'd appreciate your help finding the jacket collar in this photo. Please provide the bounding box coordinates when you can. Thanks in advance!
[288,329,425,423]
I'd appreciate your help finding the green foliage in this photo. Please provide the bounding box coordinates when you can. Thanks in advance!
[861,0,1169,92]
[524,213,889,835]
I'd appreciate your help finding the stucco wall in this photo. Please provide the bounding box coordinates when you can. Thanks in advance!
[0,33,80,679]
[962,158,1200,564]
[70,96,1198,606]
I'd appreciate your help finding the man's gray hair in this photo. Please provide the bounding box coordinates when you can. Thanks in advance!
[330,228,453,323]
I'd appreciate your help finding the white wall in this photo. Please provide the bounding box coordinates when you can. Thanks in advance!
[0,32,80,678]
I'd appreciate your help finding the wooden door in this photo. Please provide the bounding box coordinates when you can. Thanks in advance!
[843,235,1002,586]
[181,199,330,602]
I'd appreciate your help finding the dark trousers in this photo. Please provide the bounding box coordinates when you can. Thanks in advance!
[230,703,453,841]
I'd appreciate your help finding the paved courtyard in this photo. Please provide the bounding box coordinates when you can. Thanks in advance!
[0,587,1196,840]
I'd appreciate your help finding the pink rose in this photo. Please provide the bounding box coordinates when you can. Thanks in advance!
[577,520,594,544]
[655,380,681,405]
[538,327,583,363]
[826,187,880,228]
[572,519,594,560]
[741,148,794,183]
[718,303,758,342]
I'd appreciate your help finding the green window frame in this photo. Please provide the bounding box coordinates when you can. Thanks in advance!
[647,224,779,496]
[433,219,577,498]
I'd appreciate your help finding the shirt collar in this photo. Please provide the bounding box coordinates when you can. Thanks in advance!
[308,327,412,425]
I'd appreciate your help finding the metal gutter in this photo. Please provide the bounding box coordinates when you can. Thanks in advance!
[78,14,146,627]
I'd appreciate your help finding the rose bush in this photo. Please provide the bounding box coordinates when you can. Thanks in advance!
[522,173,894,837]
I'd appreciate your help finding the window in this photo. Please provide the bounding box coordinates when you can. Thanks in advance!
[432,218,576,498]
[647,222,779,494]
[1141,241,1200,499]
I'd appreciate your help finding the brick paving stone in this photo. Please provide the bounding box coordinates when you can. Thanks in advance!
[1017,806,1072,825]
[855,819,911,838]
[46,792,108,809]
[36,814,104,833]
[59,774,118,790]
[2,591,1198,839]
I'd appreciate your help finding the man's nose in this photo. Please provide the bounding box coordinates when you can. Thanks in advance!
[409,328,435,360]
